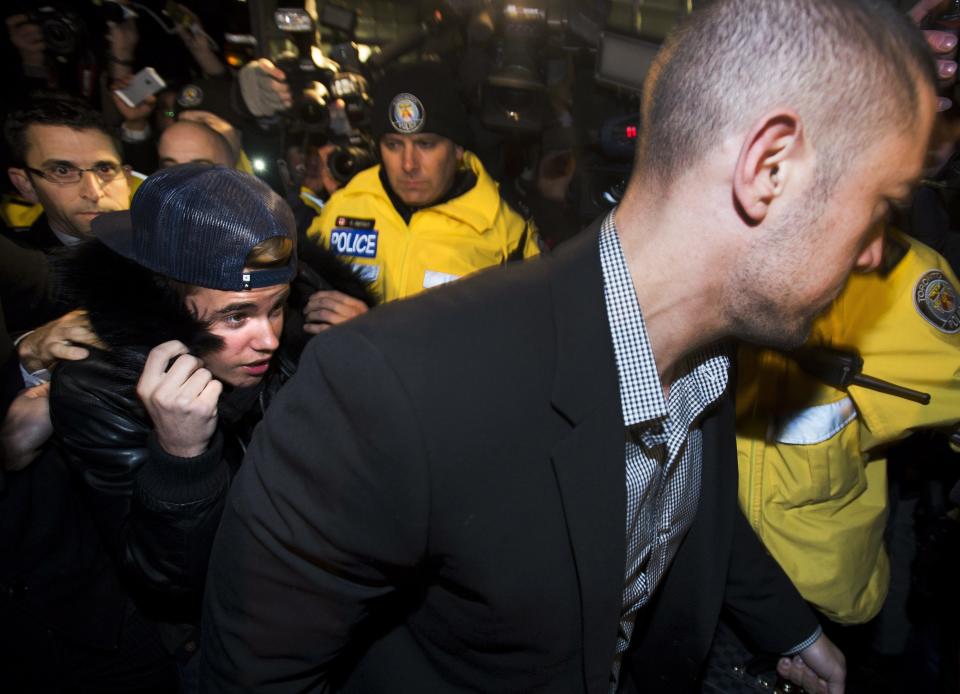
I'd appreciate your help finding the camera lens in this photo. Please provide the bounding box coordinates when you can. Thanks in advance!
[43,18,77,54]
[328,146,375,184]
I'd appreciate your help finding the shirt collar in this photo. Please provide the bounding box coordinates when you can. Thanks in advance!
[51,225,85,247]
[599,212,667,427]
[599,211,731,429]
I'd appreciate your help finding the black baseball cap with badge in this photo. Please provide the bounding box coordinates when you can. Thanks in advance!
[370,63,470,148]
[90,164,297,292]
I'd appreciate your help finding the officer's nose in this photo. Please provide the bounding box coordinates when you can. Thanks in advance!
[401,144,417,174]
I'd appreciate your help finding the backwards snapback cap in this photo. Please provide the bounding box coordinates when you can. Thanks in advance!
[91,164,297,292]
[371,63,470,148]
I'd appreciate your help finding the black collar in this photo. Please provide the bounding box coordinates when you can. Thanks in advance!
[378,167,477,225]
[0,213,64,254]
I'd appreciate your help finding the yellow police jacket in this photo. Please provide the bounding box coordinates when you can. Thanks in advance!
[306,151,540,302]
[736,230,960,624]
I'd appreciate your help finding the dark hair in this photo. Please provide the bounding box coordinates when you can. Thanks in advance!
[4,96,122,165]
[635,0,937,192]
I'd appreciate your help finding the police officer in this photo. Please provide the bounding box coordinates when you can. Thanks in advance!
[733,230,960,625]
[307,63,540,303]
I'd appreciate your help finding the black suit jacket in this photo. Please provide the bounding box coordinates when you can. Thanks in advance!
[200,223,817,693]
[1,214,64,255]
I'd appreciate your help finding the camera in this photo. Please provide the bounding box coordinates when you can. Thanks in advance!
[481,2,552,134]
[327,144,377,186]
[16,1,127,61]
[266,6,334,130]
[8,0,126,98]
[31,5,88,59]
[246,1,376,190]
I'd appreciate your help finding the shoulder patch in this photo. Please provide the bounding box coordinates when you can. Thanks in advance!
[914,270,960,334]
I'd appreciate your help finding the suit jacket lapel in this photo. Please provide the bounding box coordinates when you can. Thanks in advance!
[548,222,627,694]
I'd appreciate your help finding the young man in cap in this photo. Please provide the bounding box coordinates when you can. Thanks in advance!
[306,62,540,304]
[36,164,369,682]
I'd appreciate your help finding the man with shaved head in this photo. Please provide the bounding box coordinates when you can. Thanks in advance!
[157,119,236,169]
[202,1,937,692]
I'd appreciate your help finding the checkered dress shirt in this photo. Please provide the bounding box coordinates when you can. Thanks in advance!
[598,212,731,690]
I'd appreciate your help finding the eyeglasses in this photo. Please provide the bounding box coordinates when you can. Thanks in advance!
[26,163,128,185]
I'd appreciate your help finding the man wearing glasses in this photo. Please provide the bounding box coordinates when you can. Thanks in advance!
[5,98,130,253]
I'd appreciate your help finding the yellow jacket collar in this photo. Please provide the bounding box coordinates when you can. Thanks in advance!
[346,151,500,234]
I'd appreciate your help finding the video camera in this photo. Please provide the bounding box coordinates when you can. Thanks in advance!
[460,0,601,134]
[246,0,376,190]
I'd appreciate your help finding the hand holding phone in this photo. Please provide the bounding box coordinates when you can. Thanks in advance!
[114,67,166,108]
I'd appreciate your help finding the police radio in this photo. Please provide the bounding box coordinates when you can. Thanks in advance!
[789,346,931,405]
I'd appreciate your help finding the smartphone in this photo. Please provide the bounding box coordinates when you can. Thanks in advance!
[114,67,167,108]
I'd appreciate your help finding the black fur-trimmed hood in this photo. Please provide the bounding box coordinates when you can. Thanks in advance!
[293,235,378,307]
[59,241,224,379]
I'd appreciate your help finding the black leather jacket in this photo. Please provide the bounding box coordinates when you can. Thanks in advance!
[51,348,294,620]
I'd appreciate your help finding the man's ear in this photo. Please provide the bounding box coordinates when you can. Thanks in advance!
[455,145,464,165]
[8,167,40,204]
[733,109,804,225]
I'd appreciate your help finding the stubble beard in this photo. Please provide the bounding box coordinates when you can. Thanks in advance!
[727,293,817,351]
[725,192,830,350]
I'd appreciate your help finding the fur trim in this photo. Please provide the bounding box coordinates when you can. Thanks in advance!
[58,242,224,378]
[295,238,378,307]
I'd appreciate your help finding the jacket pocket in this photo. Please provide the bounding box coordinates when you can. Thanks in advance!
[770,398,866,506]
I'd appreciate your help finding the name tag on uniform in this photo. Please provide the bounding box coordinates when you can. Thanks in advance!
[330,218,379,259]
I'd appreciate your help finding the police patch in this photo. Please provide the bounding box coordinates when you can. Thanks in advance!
[330,228,379,259]
[178,84,203,108]
[914,270,960,334]
[389,93,425,134]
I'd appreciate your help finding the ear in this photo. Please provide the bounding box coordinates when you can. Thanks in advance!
[455,145,464,165]
[732,109,804,225]
[8,167,40,204]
